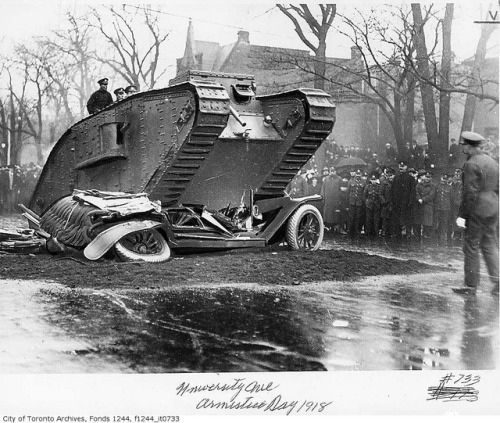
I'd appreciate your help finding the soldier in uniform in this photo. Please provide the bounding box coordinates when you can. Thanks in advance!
[433,172,453,245]
[125,85,139,96]
[415,170,435,242]
[452,131,499,296]
[87,78,113,114]
[380,167,395,237]
[449,168,464,243]
[347,169,365,237]
[363,171,383,237]
[114,87,126,102]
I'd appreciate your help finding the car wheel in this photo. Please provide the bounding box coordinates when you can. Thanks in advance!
[285,204,324,251]
[114,228,171,263]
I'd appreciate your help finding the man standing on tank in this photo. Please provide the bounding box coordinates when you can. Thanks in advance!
[87,78,113,114]
[452,131,499,296]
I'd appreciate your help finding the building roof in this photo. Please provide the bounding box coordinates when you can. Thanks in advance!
[195,40,221,71]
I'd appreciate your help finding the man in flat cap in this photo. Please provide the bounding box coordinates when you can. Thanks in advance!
[86,78,113,114]
[453,131,499,295]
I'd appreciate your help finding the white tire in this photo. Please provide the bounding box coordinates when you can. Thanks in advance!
[114,228,171,263]
[285,204,324,251]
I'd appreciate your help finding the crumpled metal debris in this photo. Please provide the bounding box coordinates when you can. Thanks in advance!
[0,228,46,254]
[72,189,162,216]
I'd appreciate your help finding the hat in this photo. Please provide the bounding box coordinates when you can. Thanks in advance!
[398,160,408,166]
[125,85,138,94]
[114,88,125,95]
[385,167,396,175]
[460,131,485,145]
[370,171,380,179]
[408,168,416,173]
[97,78,108,85]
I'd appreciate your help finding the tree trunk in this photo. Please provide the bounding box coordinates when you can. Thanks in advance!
[393,88,405,155]
[404,84,415,144]
[314,38,327,90]
[437,4,454,170]
[460,23,496,133]
[412,4,440,169]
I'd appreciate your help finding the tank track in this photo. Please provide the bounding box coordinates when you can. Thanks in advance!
[257,89,335,197]
[146,80,230,207]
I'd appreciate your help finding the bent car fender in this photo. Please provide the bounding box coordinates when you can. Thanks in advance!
[255,195,323,241]
[83,220,164,261]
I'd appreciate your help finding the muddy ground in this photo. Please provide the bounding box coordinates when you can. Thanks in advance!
[1,214,448,289]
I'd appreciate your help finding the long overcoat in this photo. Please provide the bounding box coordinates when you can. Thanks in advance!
[415,181,435,226]
[391,172,417,226]
[321,173,342,224]
[459,151,499,221]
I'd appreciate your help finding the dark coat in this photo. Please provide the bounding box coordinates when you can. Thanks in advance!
[380,178,393,218]
[347,177,365,207]
[415,181,435,226]
[87,89,113,114]
[321,174,342,224]
[384,146,397,164]
[307,178,322,196]
[363,182,382,209]
[391,172,416,225]
[434,181,452,212]
[450,179,462,214]
[448,143,461,166]
[459,150,499,221]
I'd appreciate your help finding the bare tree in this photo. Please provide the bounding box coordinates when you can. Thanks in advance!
[460,22,497,134]
[0,65,32,166]
[411,3,451,168]
[274,3,497,167]
[277,4,336,90]
[13,46,52,164]
[85,5,170,90]
[41,14,103,121]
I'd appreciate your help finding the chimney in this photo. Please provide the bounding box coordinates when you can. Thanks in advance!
[351,46,362,60]
[237,30,250,44]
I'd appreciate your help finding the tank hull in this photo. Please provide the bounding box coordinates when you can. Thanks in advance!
[30,71,335,216]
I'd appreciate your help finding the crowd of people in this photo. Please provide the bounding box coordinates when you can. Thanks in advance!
[0,163,42,214]
[285,138,498,246]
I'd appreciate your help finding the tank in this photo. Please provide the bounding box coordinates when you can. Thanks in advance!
[28,71,336,262]
[30,70,335,213]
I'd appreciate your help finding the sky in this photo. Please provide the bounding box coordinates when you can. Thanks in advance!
[0,1,498,55]
[0,0,498,87]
